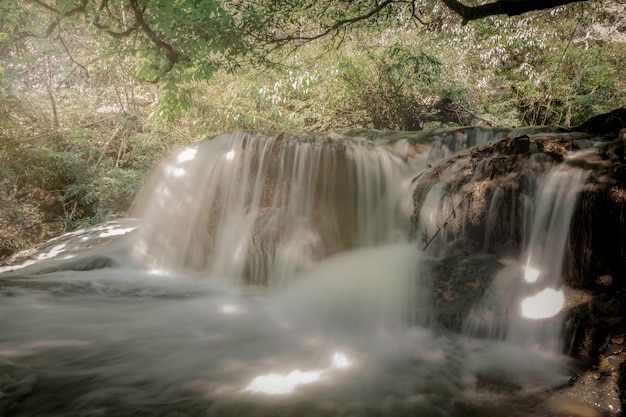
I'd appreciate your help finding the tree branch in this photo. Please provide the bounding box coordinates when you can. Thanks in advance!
[41,0,89,37]
[31,0,59,14]
[92,21,137,38]
[128,0,180,70]
[440,0,587,23]
[272,0,396,45]
[93,0,137,37]
[56,33,89,78]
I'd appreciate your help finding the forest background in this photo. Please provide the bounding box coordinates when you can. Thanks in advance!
[1,0,625,259]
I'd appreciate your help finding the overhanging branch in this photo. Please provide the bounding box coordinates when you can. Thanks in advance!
[37,0,89,37]
[440,0,587,23]
[128,0,181,70]
[271,0,395,45]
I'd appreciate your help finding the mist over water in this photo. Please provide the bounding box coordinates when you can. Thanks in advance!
[0,129,584,416]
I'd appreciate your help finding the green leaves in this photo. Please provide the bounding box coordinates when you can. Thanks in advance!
[382,44,442,88]
[335,43,442,130]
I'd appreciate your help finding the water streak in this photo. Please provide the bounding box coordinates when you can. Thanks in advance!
[130,131,417,286]
[463,164,589,352]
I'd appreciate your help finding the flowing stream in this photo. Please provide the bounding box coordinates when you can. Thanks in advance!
[0,129,588,416]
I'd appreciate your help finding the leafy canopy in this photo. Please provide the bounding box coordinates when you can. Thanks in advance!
[3,0,594,119]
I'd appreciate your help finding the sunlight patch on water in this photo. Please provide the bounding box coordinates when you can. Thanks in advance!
[224,149,236,160]
[521,288,565,320]
[98,226,136,238]
[524,265,540,283]
[243,369,324,395]
[176,147,198,163]
[218,303,246,315]
[242,350,354,395]
[37,243,66,260]
[148,268,169,276]
[331,351,352,369]
[0,259,35,273]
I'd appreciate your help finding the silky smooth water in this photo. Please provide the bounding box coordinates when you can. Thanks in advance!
[0,129,581,416]
[0,245,574,417]
[461,164,590,352]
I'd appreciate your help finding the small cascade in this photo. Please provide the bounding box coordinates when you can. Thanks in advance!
[414,131,594,257]
[416,158,472,252]
[507,165,590,351]
[462,163,590,352]
[415,151,554,256]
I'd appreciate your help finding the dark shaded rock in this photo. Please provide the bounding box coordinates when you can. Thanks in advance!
[565,290,626,366]
[598,132,626,163]
[576,107,626,137]
[566,159,626,292]
[431,249,501,331]
[493,134,530,155]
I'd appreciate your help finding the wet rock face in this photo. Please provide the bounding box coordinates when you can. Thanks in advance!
[567,164,626,290]
[430,248,501,331]
[563,151,626,365]
[413,132,626,293]
[576,107,626,138]
[411,133,589,257]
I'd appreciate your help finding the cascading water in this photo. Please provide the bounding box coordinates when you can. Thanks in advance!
[0,128,586,417]
[130,131,417,286]
[510,165,590,350]
[460,163,590,352]
[416,137,592,352]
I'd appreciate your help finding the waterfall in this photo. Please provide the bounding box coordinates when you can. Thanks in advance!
[0,127,588,416]
[507,165,590,350]
[130,131,419,286]
[462,163,590,352]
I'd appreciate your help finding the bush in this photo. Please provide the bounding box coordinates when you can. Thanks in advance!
[335,43,442,130]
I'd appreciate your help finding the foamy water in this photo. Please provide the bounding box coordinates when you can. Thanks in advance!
[0,244,574,416]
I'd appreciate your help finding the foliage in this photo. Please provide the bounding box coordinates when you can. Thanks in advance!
[335,43,442,130]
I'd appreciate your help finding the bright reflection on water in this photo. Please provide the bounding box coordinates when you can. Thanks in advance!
[244,369,324,395]
[523,265,540,283]
[243,350,354,395]
[218,302,245,315]
[37,243,66,259]
[176,147,198,163]
[331,351,352,368]
[521,288,565,320]
[224,149,236,160]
